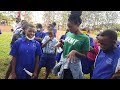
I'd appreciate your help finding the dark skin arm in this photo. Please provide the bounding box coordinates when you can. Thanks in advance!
[89,46,97,54]
[32,55,40,79]
[11,57,17,79]
[111,71,120,79]
[67,50,88,62]
[42,38,53,48]
[54,48,57,56]
[54,42,64,48]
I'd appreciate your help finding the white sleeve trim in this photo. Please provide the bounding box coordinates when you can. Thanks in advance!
[115,58,120,73]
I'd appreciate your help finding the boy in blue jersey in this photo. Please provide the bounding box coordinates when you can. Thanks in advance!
[35,23,46,43]
[10,23,42,79]
[45,24,55,37]
[92,29,120,79]
[5,22,28,79]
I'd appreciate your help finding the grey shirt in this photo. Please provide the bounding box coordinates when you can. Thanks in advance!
[42,36,58,54]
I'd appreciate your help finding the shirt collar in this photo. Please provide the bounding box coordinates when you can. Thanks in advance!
[22,37,36,43]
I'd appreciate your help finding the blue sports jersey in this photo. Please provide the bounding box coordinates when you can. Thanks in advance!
[92,47,120,79]
[10,37,42,79]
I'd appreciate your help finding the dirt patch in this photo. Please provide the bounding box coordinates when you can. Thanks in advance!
[0,25,12,32]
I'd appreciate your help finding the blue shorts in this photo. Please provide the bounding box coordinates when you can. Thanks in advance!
[81,57,94,75]
[39,53,56,69]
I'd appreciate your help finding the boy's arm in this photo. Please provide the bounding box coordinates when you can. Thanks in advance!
[11,57,17,79]
[32,55,39,79]
[42,39,51,48]
[32,42,42,79]
[10,34,17,46]
[111,72,120,79]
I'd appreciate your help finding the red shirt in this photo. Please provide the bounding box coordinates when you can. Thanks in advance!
[87,41,99,61]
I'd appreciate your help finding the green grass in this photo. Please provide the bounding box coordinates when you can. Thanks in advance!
[0,32,12,79]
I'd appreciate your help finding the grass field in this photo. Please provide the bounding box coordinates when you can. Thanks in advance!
[0,31,94,79]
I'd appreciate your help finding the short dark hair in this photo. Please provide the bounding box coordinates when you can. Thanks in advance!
[52,22,56,26]
[22,23,28,30]
[23,23,35,30]
[36,23,42,28]
[68,11,82,25]
[100,29,117,41]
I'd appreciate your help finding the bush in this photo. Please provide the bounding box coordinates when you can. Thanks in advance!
[117,32,120,37]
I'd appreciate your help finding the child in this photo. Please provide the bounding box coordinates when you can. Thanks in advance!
[35,23,46,43]
[13,17,22,34]
[10,23,42,79]
[38,30,58,79]
[52,22,57,37]
[92,29,120,79]
[55,29,69,63]
[80,28,99,78]
[5,22,28,79]
[81,32,100,78]
[53,11,90,79]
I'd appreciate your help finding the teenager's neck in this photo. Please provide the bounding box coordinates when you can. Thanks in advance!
[74,29,82,34]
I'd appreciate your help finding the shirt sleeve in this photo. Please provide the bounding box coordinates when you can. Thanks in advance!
[41,36,47,44]
[82,36,90,52]
[55,38,58,44]
[9,40,20,57]
[115,58,120,73]
[10,34,17,46]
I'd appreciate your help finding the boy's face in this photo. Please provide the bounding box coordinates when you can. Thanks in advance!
[98,36,115,52]
[26,27,35,38]
[48,32,54,38]
[48,25,53,31]
[16,18,21,23]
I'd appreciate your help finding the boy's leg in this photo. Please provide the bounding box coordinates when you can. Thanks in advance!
[5,64,12,79]
[39,54,47,79]
[44,68,51,79]
[44,54,56,79]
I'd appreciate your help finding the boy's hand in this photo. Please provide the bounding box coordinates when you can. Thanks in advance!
[32,72,38,79]
[111,72,120,79]
[67,50,77,63]
[55,42,63,48]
